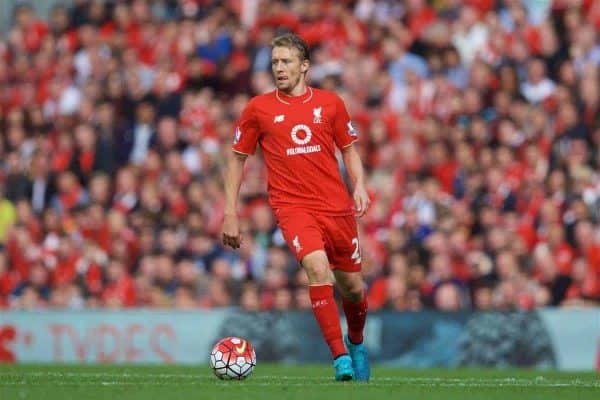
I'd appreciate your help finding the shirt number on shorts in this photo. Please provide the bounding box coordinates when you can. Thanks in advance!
[351,237,361,264]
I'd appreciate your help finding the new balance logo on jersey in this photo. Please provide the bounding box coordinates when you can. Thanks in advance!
[274,114,285,123]
[292,235,302,253]
[313,107,322,123]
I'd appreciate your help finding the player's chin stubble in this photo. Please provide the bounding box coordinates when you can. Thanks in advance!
[276,78,298,94]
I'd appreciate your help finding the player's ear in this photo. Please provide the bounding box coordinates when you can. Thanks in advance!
[300,59,309,73]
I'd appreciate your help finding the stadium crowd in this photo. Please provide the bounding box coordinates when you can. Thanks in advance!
[0,0,599,311]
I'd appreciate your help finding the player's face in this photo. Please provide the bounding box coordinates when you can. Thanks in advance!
[271,46,309,94]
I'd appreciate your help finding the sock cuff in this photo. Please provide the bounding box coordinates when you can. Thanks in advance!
[309,284,334,299]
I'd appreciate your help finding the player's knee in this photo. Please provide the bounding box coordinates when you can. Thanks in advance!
[303,263,331,284]
[301,251,332,284]
[344,285,364,302]
[336,274,365,302]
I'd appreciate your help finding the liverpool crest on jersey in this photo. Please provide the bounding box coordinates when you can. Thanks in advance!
[313,107,322,123]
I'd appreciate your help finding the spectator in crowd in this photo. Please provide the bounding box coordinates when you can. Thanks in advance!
[0,0,598,310]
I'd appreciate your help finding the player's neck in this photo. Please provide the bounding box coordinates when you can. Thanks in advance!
[279,82,308,97]
[276,83,313,105]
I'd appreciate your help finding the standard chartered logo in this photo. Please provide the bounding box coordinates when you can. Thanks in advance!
[290,124,312,145]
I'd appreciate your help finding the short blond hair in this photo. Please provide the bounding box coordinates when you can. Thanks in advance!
[271,33,310,61]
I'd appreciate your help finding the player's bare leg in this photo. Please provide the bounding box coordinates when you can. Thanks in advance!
[334,270,370,381]
[302,250,354,381]
[334,270,364,303]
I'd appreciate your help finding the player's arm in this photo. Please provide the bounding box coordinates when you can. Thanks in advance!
[222,151,248,249]
[332,94,370,217]
[341,144,370,217]
[222,101,260,249]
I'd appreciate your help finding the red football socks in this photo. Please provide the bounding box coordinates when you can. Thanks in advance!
[342,291,367,344]
[309,284,346,358]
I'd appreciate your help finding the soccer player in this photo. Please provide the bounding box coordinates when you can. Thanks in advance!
[221,33,370,381]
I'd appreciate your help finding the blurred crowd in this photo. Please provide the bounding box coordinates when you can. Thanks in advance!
[0,0,599,311]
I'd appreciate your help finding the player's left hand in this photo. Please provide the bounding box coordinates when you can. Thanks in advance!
[353,184,370,217]
[222,214,243,249]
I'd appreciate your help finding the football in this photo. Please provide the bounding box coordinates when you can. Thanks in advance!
[209,337,256,380]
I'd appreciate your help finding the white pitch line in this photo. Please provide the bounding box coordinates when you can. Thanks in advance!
[1,374,599,389]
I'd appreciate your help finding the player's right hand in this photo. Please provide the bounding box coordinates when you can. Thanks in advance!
[221,214,242,249]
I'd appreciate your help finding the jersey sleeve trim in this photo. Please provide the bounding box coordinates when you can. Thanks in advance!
[341,139,358,149]
[232,149,252,156]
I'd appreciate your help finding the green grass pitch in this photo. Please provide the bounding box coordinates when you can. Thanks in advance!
[1,364,598,400]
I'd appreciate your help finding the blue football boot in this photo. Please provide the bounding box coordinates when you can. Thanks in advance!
[344,335,370,381]
[333,354,354,381]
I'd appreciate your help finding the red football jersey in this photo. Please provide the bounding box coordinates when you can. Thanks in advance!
[233,87,358,215]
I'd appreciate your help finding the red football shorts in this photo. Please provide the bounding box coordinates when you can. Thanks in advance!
[275,208,362,272]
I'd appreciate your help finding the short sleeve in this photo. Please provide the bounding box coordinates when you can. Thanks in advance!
[232,100,260,155]
[332,95,358,149]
